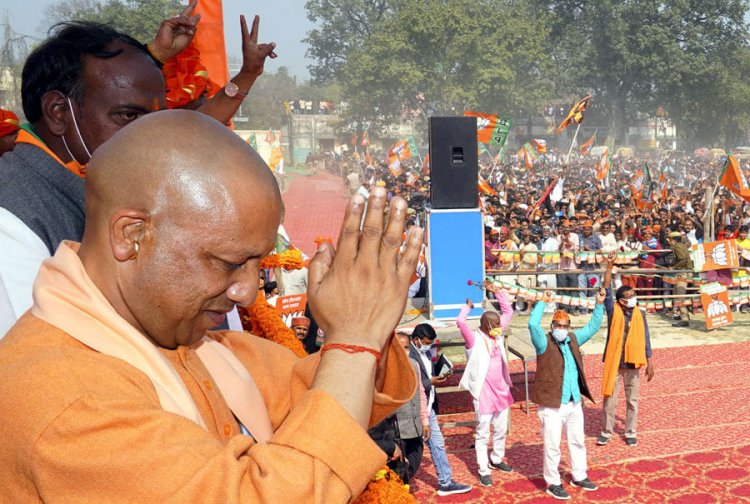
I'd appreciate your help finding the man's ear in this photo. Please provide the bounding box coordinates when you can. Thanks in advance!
[40,90,70,137]
[110,209,150,262]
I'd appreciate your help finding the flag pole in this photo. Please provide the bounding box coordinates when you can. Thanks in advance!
[566,123,582,164]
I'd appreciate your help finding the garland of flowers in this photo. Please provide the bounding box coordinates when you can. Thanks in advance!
[238,292,307,358]
[353,467,415,503]
[259,247,305,270]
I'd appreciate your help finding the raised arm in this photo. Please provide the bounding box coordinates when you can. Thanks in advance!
[197,15,277,125]
[528,290,552,355]
[456,301,476,349]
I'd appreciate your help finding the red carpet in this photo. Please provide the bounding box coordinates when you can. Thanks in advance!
[411,341,750,502]
[281,172,348,256]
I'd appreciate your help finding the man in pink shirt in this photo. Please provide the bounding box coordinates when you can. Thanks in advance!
[457,281,514,487]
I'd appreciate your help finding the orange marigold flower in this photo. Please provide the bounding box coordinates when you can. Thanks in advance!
[353,467,415,504]
[238,292,307,357]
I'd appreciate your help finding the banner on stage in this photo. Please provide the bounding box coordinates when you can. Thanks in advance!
[700,282,733,330]
[691,239,739,272]
[276,294,307,327]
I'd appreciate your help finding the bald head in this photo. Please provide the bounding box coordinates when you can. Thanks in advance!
[84,109,280,228]
[79,110,284,348]
[480,311,501,334]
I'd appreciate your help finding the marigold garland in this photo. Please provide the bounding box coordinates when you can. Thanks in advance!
[259,248,305,270]
[353,467,415,503]
[314,236,334,248]
[238,292,307,357]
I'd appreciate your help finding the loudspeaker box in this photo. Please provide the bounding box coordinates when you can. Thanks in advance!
[429,116,478,209]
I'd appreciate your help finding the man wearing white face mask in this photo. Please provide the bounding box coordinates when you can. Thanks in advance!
[529,288,605,500]
[457,282,514,487]
[597,253,654,448]
[409,324,472,496]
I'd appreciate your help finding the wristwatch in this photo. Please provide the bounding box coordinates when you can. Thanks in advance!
[224,81,248,99]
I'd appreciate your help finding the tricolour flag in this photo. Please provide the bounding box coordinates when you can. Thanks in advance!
[556,95,592,133]
[580,130,597,156]
[463,111,511,146]
[719,155,750,202]
[595,148,610,181]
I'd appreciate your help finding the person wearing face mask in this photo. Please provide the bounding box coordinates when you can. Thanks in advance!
[408,324,472,496]
[528,287,606,500]
[597,252,654,448]
[456,282,514,487]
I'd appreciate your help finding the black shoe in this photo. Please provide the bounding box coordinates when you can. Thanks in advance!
[546,484,571,500]
[626,437,638,446]
[478,473,492,487]
[571,478,598,491]
[596,434,611,446]
[672,320,690,327]
[437,480,472,496]
[489,460,513,472]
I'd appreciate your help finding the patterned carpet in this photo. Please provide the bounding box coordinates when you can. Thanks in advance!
[410,341,750,503]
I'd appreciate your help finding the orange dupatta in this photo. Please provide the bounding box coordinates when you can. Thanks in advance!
[602,303,647,397]
[16,127,86,178]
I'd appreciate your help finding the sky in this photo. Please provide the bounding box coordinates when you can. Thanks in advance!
[0,0,316,79]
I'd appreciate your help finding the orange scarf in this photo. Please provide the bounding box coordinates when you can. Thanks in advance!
[16,127,87,178]
[602,303,647,397]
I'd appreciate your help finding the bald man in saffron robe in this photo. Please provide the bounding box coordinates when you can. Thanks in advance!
[0,110,421,502]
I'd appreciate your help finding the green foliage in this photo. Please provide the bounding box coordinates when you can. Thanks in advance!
[308,0,552,134]
[42,0,183,42]
[544,0,749,147]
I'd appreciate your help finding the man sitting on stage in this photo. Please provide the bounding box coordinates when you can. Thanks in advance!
[0,110,422,502]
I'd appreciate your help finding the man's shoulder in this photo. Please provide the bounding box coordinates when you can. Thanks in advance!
[0,315,160,437]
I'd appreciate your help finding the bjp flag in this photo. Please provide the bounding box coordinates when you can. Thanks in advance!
[531,139,548,154]
[700,282,733,330]
[595,148,609,180]
[388,154,402,177]
[556,95,591,133]
[389,139,412,160]
[580,130,597,156]
[464,111,511,146]
[692,239,740,272]
[719,155,750,202]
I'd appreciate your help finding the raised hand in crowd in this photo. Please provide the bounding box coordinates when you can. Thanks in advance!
[595,288,607,304]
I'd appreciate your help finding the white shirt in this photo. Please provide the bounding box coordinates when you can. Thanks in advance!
[0,208,50,338]
[599,232,618,252]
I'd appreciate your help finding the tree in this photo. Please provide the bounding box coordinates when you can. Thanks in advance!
[307,0,553,134]
[42,0,183,42]
[544,0,749,147]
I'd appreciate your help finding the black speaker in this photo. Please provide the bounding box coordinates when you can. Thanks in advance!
[429,116,478,209]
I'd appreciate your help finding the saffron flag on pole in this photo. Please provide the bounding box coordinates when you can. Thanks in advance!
[629,169,646,200]
[580,130,597,156]
[556,95,592,133]
[658,170,668,200]
[719,155,750,202]
[193,0,229,96]
[463,111,511,146]
[351,132,358,146]
[523,142,540,160]
[595,147,610,180]
[422,154,430,175]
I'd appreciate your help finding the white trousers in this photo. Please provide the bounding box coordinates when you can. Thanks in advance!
[473,400,509,476]
[537,401,588,485]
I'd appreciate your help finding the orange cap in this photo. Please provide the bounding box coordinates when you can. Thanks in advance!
[552,309,570,324]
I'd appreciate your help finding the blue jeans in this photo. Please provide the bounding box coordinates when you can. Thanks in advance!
[578,272,600,300]
[427,409,453,486]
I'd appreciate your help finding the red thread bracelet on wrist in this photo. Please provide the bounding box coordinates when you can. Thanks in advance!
[320,343,382,365]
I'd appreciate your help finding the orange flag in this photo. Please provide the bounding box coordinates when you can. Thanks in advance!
[557,95,591,133]
[388,154,402,177]
[531,139,547,154]
[193,0,229,97]
[596,148,609,180]
[719,155,750,202]
[464,111,499,144]
[478,174,497,196]
[389,139,412,160]
[580,130,597,156]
